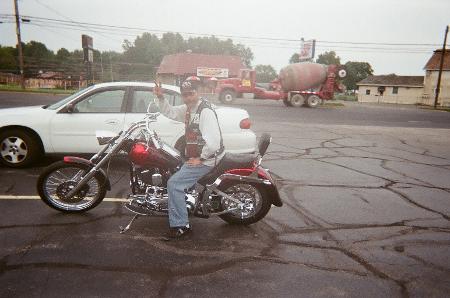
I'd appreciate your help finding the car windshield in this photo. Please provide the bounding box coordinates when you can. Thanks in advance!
[44,85,95,110]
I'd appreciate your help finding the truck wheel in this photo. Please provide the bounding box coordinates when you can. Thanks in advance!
[282,98,292,107]
[220,90,236,104]
[289,94,305,107]
[305,95,322,108]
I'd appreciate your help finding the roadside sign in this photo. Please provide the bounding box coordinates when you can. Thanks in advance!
[197,67,229,78]
[299,39,316,61]
[82,34,94,63]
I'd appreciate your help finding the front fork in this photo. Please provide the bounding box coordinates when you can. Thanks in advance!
[64,139,120,199]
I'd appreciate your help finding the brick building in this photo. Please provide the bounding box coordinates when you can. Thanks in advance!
[422,49,450,106]
[156,52,245,86]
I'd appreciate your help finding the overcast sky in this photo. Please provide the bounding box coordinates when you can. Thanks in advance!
[1,0,449,75]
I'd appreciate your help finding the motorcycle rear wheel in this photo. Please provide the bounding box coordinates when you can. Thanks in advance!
[218,181,271,225]
[37,161,107,213]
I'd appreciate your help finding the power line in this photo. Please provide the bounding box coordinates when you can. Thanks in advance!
[31,0,124,47]
[1,13,445,48]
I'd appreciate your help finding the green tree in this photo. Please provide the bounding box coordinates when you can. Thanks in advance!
[122,33,163,80]
[22,41,55,76]
[161,32,186,55]
[0,46,17,72]
[289,53,300,64]
[316,51,341,65]
[342,61,374,91]
[121,33,254,80]
[56,48,70,61]
[255,64,277,83]
[234,43,254,68]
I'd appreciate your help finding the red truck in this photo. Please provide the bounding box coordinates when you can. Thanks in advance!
[215,62,346,108]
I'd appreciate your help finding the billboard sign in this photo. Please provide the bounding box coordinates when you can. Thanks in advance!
[82,35,94,63]
[299,39,316,61]
[197,67,229,78]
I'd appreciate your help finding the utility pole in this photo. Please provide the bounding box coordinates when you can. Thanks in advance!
[109,53,114,82]
[100,53,104,82]
[14,0,25,89]
[434,25,449,108]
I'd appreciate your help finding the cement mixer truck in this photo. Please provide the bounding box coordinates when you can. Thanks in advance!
[216,62,346,108]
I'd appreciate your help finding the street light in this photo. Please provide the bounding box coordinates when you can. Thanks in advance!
[434,25,449,108]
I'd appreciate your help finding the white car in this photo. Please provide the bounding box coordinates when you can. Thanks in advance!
[0,82,256,167]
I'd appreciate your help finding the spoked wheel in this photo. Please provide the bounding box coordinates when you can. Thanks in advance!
[37,161,106,213]
[218,182,271,225]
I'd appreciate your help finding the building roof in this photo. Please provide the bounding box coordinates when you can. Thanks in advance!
[38,71,64,79]
[357,74,424,87]
[157,52,245,77]
[424,49,450,70]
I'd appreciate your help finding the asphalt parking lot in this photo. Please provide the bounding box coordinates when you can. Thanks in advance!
[1,93,450,297]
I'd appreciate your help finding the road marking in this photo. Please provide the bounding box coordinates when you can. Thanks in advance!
[0,195,128,202]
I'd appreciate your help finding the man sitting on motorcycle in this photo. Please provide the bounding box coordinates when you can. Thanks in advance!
[154,80,225,239]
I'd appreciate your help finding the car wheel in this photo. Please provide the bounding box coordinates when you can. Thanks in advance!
[0,129,42,168]
[305,95,322,108]
[289,94,305,107]
[220,90,236,104]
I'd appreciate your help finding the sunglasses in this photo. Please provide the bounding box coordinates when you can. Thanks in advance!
[181,91,195,97]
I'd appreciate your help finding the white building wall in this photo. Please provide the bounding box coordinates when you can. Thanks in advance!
[422,71,450,106]
[358,85,423,104]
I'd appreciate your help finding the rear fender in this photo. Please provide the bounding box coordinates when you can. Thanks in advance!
[223,167,283,207]
[63,156,111,191]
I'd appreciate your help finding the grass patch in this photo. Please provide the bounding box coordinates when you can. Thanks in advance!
[322,102,345,108]
[420,106,450,112]
[333,94,357,101]
[416,103,450,112]
[0,84,74,95]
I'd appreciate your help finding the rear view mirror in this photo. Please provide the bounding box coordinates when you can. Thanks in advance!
[258,133,271,156]
[66,103,76,113]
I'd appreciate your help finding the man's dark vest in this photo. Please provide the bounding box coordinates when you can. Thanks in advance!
[185,100,224,159]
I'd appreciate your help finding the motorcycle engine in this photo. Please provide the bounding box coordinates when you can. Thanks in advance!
[132,166,169,194]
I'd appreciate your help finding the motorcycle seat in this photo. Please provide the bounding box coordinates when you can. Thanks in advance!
[198,153,256,185]
[197,153,256,185]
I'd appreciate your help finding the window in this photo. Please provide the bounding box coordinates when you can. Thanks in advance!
[366,89,371,95]
[74,89,126,113]
[392,87,399,94]
[130,89,183,113]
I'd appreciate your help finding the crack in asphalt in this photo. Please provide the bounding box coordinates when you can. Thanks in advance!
[0,211,124,231]
[1,126,449,297]
[260,129,450,297]
[278,239,409,297]
[386,187,450,221]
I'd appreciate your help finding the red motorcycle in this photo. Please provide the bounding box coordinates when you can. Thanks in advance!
[36,107,282,232]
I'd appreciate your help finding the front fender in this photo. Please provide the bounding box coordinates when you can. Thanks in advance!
[224,167,283,207]
[63,156,111,191]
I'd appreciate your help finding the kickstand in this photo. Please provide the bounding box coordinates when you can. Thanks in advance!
[120,214,140,234]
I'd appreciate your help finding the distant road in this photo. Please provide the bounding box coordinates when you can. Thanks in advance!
[1,91,450,128]
[0,91,65,108]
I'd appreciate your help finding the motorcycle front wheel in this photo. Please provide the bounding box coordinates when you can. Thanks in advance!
[218,181,272,225]
[37,161,107,213]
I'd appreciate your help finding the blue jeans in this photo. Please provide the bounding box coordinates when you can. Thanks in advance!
[167,163,212,228]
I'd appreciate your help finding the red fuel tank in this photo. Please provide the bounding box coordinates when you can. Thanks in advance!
[279,62,328,92]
